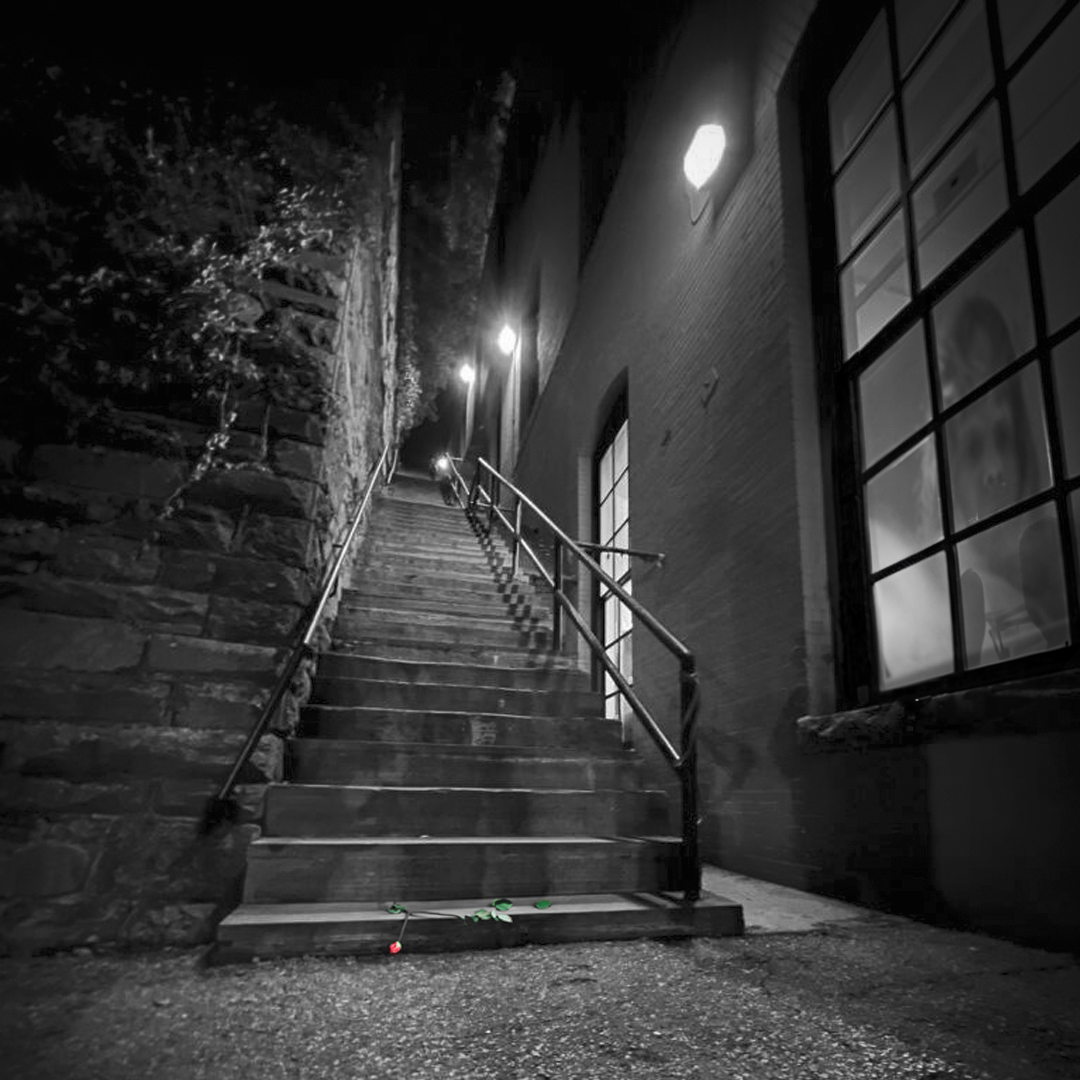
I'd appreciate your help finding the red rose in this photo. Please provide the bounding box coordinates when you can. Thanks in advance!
[389,941,402,954]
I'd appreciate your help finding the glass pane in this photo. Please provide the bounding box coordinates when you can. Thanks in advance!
[1036,174,1080,335]
[619,595,633,637]
[859,324,932,467]
[834,108,901,260]
[604,595,619,640]
[1009,4,1080,192]
[613,523,630,583]
[621,634,634,684]
[613,422,628,478]
[913,103,1007,287]
[613,471,629,531]
[1052,331,1080,477]
[866,437,942,572]
[599,492,614,544]
[903,0,994,178]
[945,363,1053,528]
[829,13,891,171]
[999,0,1067,64]
[840,210,911,358]
[605,680,618,718]
[1072,490,1080,592]
[874,552,954,689]
[932,234,1036,408]
[599,445,613,496]
[897,0,961,73]
[958,503,1069,668]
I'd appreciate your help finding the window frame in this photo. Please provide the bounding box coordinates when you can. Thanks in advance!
[804,0,1080,707]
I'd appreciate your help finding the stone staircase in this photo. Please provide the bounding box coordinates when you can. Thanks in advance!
[214,470,743,959]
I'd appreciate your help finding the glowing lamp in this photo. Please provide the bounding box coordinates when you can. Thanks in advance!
[459,363,475,384]
[497,325,517,356]
[683,124,726,190]
[435,455,450,473]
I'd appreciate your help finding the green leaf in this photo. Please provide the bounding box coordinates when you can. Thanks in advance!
[492,899,513,911]
[534,900,553,909]
[387,903,404,914]
[493,911,512,922]
[474,909,492,920]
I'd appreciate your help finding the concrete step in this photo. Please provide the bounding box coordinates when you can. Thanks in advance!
[337,598,550,625]
[286,740,642,788]
[332,616,552,651]
[338,592,534,620]
[241,836,684,903]
[299,706,624,750]
[341,581,551,616]
[213,890,744,961]
[308,676,601,717]
[314,653,589,691]
[262,785,671,837]
[328,634,570,666]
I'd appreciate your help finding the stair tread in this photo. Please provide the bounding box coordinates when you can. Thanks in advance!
[273,782,658,794]
[250,835,681,846]
[221,891,739,925]
[289,738,629,757]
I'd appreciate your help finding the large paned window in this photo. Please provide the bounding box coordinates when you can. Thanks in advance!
[824,0,1079,694]
[596,406,632,721]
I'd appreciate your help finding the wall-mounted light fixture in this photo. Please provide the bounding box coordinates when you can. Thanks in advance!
[497,324,518,356]
[459,362,476,384]
[683,123,727,223]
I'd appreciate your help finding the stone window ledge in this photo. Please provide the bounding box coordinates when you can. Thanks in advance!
[797,668,1080,751]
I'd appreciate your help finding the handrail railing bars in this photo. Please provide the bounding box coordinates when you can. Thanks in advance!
[202,441,396,833]
[451,455,701,901]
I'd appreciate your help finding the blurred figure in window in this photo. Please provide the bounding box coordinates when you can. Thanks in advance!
[920,296,1067,667]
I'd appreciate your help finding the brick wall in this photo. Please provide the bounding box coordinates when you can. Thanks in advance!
[0,113,401,955]
[475,0,1080,950]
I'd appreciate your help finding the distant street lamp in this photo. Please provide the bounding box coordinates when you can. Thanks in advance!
[497,325,517,356]
[459,363,475,384]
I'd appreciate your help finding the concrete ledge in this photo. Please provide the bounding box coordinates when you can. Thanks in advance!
[796,668,1080,751]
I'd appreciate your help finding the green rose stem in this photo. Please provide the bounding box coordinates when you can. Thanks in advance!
[386,899,552,954]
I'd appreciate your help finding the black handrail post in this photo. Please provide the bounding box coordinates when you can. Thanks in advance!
[679,660,702,902]
[552,536,563,652]
[511,497,522,579]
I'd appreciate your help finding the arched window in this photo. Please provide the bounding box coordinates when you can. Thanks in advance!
[595,385,631,721]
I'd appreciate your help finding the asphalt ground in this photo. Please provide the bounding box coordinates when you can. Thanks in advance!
[2,869,1078,1080]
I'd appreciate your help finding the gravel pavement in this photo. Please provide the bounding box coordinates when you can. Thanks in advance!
[3,918,1079,1080]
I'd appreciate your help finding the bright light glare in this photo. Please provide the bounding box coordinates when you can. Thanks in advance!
[683,124,726,190]
[435,455,450,473]
[459,363,475,384]
[497,325,517,356]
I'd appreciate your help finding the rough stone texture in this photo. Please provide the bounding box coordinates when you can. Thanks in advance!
[206,596,302,645]
[797,669,1080,750]
[145,635,278,675]
[0,612,146,671]
[0,676,169,724]
[26,445,186,501]
[235,514,312,567]
[53,534,161,583]
[0,106,401,954]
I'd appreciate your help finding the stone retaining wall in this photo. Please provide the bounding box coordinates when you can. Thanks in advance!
[0,112,402,954]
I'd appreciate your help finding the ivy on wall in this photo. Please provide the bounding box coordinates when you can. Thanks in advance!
[0,59,385,459]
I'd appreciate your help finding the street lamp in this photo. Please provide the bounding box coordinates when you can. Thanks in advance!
[459,362,475,384]
[497,325,517,356]
[683,123,726,223]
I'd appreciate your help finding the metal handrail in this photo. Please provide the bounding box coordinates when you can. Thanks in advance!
[448,455,702,901]
[201,441,397,833]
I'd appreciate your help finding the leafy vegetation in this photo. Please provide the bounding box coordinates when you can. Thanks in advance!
[0,58,388,458]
